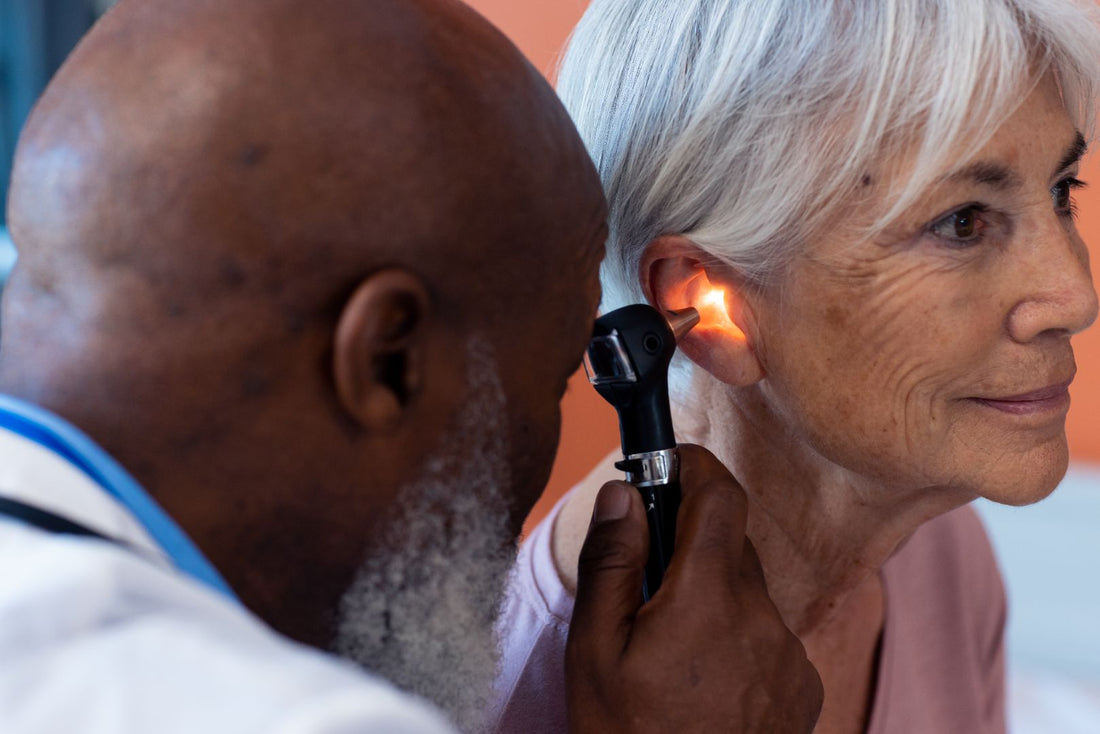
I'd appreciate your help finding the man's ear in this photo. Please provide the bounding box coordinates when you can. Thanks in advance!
[640,235,764,386]
[333,268,431,432]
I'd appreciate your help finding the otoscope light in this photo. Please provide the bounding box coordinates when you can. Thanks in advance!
[700,287,727,311]
[694,285,745,339]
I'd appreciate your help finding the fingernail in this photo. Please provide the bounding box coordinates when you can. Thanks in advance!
[593,483,631,523]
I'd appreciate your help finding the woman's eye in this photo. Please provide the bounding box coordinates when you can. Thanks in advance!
[929,205,986,246]
[1052,177,1084,217]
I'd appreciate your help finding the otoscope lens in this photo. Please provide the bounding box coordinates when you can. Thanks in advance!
[584,333,638,385]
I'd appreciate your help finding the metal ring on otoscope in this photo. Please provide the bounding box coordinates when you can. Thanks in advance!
[621,448,679,487]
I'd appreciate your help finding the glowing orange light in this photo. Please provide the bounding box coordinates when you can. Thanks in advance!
[693,285,745,339]
[700,288,726,311]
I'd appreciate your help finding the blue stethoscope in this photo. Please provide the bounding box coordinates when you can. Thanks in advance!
[0,393,238,602]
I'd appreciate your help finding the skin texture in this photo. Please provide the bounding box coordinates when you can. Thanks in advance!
[1,0,824,729]
[555,76,1095,733]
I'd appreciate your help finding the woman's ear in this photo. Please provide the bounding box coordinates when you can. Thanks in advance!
[333,269,431,432]
[640,235,764,386]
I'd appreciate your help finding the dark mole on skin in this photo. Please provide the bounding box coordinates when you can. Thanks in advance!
[241,372,270,398]
[238,144,269,167]
[689,660,702,688]
[221,259,246,289]
[285,312,307,335]
[824,304,849,328]
[862,174,873,187]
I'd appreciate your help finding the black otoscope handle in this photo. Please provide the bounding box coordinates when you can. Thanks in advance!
[638,479,681,600]
[586,304,699,602]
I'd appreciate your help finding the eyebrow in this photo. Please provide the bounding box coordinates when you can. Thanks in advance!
[946,161,1022,190]
[1055,132,1087,175]
[943,131,1088,191]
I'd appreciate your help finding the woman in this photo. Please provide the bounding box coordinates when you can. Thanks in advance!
[490,1,1100,732]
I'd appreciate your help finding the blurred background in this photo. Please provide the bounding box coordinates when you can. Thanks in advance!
[1,1,1099,730]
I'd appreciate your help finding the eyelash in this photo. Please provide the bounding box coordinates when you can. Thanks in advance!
[1053,176,1086,219]
[927,176,1088,248]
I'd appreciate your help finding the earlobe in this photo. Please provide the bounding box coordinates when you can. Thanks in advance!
[640,236,764,386]
[333,269,431,432]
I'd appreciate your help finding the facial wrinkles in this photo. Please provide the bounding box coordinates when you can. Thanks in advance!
[852,259,963,463]
[332,336,514,733]
[793,245,991,484]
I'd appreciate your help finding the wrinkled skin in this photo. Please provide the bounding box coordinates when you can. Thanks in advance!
[729,78,1095,731]
[750,77,1094,511]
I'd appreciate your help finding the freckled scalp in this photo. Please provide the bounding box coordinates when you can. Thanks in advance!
[0,0,608,440]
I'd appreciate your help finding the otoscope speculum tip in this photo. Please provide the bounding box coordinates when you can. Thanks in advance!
[665,307,700,342]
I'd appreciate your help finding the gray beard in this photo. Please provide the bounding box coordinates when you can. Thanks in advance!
[333,337,515,733]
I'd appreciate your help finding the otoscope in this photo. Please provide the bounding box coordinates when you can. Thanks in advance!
[584,304,700,601]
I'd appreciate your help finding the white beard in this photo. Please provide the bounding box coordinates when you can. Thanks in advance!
[333,337,515,733]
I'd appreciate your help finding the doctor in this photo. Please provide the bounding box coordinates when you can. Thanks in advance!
[0,0,822,731]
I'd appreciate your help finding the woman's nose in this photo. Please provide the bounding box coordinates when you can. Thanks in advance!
[1006,218,1099,343]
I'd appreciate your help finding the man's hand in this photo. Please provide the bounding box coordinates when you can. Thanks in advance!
[565,444,823,733]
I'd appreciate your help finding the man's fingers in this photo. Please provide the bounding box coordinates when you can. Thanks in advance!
[661,444,748,593]
[567,481,648,665]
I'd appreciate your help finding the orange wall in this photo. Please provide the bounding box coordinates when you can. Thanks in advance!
[466,0,623,536]
[1067,149,1100,459]
[465,0,589,78]
[461,1,1100,533]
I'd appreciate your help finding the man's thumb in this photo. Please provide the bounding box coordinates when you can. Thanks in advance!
[567,482,648,663]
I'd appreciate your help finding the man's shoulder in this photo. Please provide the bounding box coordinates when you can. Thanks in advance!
[0,521,456,734]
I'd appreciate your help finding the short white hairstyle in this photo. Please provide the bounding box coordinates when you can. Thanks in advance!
[558,0,1100,310]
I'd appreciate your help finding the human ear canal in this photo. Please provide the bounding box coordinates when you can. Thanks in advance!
[333,270,430,431]
[641,235,764,386]
[372,291,421,404]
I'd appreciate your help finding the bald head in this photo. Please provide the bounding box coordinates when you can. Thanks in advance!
[8,0,599,320]
[1,0,605,649]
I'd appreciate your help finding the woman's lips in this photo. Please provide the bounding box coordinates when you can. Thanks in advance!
[971,380,1073,415]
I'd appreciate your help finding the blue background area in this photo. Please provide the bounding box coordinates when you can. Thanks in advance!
[976,470,1100,730]
[1,0,99,227]
[1,225,13,295]
[977,470,1100,680]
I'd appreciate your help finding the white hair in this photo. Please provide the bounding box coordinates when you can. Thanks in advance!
[559,0,1100,309]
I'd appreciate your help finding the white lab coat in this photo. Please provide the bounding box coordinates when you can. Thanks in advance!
[0,407,456,734]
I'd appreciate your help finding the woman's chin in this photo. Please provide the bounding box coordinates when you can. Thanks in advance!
[975,442,1069,507]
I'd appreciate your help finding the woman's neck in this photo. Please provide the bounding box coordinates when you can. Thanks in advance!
[551,377,976,638]
[676,378,974,637]
[548,376,979,734]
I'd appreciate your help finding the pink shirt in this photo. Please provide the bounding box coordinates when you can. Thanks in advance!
[490,490,1006,733]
